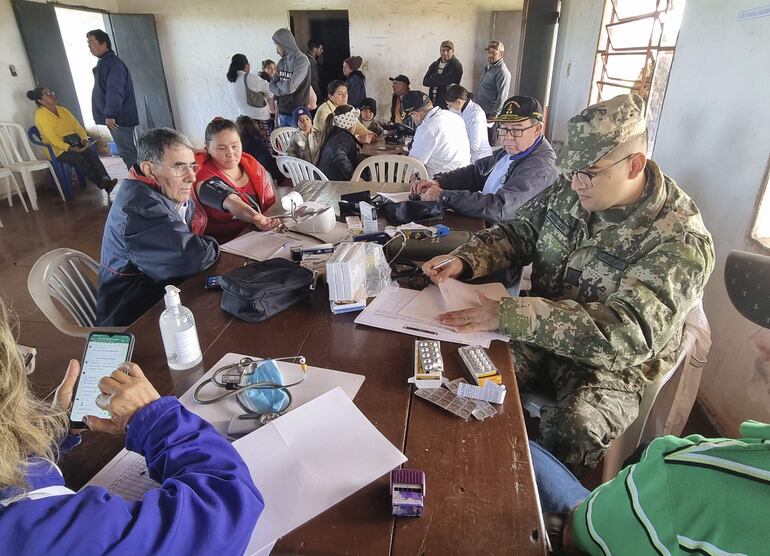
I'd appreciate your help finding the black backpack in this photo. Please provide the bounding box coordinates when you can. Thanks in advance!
[220,259,314,323]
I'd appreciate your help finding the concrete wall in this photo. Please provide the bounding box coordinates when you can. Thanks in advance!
[651,0,770,436]
[546,0,604,144]
[113,0,522,141]
[1,0,38,130]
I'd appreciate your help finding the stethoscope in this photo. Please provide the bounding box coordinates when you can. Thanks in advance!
[192,356,308,416]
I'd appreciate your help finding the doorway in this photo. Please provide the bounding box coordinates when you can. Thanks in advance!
[13,0,175,135]
[290,10,350,95]
[55,6,108,128]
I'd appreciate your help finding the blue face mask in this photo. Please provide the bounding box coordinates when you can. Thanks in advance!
[237,360,290,414]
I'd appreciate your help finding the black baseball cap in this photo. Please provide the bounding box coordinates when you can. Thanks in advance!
[389,74,410,86]
[400,91,430,119]
[489,96,544,122]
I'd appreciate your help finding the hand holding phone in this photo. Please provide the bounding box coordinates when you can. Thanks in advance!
[86,362,161,434]
[68,332,135,428]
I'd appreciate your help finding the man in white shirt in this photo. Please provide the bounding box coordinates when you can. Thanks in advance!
[401,91,470,177]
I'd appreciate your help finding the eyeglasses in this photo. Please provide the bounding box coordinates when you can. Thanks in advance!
[497,123,539,138]
[153,162,200,177]
[567,154,633,189]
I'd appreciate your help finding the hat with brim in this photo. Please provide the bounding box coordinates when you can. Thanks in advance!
[484,40,504,52]
[389,74,410,86]
[489,96,543,123]
[556,93,647,173]
[400,90,430,119]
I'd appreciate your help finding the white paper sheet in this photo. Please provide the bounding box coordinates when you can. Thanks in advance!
[220,231,316,260]
[398,280,509,324]
[239,387,407,555]
[354,286,509,347]
[85,388,406,556]
[86,449,156,501]
[178,353,366,436]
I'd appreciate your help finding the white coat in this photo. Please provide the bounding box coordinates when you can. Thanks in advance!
[409,107,471,177]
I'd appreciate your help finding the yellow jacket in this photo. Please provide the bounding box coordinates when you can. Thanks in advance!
[313,100,369,137]
[34,106,87,158]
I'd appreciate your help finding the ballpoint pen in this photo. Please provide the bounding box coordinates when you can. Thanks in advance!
[431,257,456,270]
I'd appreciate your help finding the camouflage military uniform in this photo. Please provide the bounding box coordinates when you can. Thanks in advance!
[451,95,715,475]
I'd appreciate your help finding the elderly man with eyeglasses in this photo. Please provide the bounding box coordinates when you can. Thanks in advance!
[420,94,715,476]
[97,128,219,327]
[411,96,557,223]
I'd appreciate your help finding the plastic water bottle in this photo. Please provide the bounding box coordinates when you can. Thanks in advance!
[159,285,202,370]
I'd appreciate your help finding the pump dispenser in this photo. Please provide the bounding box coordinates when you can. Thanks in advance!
[159,285,202,370]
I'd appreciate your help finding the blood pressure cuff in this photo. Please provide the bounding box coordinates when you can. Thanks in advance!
[198,177,236,211]
[382,200,443,225]
[339,190,373,217]
[220,258,314,323]
[384,230,472,261]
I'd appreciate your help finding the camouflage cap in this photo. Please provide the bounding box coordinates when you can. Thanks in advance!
[556,94,647,173]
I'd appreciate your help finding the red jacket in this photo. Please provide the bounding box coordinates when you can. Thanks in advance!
[192,151,276,242]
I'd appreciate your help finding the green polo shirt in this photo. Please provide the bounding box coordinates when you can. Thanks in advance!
[572,421,770,555]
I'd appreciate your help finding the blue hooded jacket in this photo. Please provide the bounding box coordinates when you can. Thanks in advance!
[0,397,264,555]
[96,176,219,327]
[92,50,139,126]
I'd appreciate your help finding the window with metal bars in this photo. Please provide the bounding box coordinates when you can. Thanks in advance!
[589,0,686,152]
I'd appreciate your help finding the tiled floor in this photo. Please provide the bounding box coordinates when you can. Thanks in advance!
[0,158,718,489]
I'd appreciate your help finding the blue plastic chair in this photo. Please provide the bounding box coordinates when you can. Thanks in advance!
[27,126,88,200]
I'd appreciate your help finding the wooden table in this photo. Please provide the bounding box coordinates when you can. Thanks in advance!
[53,181,546,555]
[360,136,409,160]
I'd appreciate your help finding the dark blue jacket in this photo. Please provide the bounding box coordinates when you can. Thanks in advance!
[92,50,139,126]
[346,71,367,109]
[97,177,219,326]
[435,137,558,222]
[317,127,360,181]
[0,397,264,555]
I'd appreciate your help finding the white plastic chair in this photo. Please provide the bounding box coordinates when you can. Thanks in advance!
[269,127,297,156]
[0,167,29,221]
[28,248,125,338]
[521,301,710,482]
[351,155,428,183]
[0,121,66,209]
[276,156,329,187]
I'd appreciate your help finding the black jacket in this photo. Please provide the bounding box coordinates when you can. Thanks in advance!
[435,137,558,222]
[317,127,361,181]
[422,57,463,108]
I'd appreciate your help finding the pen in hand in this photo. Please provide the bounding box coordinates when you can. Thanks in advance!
[431,257,456,271]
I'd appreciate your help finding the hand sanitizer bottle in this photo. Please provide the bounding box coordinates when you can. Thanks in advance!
[159,285,202,370]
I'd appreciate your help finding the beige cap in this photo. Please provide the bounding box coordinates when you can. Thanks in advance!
[484,40,504,52]
[441,40,454,49]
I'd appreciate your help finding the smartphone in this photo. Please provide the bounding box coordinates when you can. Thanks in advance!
[205,275,222,290]
[69,332,135,428]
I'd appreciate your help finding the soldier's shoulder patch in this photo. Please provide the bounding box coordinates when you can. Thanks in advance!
[597,250,628,270]
[546,209,570,237]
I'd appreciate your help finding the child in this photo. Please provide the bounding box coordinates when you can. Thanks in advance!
[358,98,384,137]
